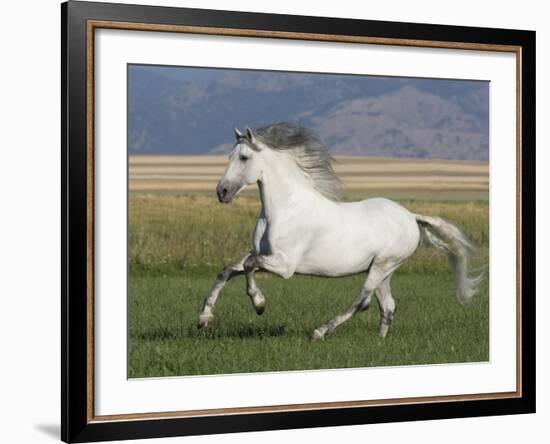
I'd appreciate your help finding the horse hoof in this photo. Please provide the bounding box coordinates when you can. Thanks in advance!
[255,303,266,315]
[311,329,325,341]
[197,314,213,329]
[379,322,390,338]
[251,292,266,315]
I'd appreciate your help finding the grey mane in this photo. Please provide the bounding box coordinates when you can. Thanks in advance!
[249,122,342,201]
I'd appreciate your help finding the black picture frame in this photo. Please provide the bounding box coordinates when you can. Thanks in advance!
[61,1,536,442]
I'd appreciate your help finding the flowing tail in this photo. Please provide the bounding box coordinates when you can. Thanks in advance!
[415,214,484,304]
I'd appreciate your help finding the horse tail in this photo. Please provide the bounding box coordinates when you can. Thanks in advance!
[415,214,483,304]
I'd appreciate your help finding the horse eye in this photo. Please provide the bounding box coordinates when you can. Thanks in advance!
[239,155,249,161]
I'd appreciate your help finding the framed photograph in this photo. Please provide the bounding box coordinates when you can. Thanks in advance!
[61,1,535,442]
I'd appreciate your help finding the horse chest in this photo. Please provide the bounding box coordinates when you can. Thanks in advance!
[252,217,304,256]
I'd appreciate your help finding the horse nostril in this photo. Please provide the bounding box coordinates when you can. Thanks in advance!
[216,182,231,202]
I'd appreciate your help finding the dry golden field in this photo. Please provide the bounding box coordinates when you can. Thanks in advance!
[129,155,489,200]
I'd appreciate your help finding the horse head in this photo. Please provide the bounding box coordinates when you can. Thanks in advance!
[216,127,265,203]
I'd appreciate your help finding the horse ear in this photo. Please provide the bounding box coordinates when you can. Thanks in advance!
[245,127,259,147]
[234,127,243,139]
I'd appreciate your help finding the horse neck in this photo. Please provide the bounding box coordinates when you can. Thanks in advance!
[257,153,325,222]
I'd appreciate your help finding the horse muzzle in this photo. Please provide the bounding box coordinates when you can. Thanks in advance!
[216,181,235,203]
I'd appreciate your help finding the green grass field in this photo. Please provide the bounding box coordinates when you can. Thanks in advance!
[128,192,489,378]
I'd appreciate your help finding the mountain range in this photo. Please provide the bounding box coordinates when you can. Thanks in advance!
[128,66,489,160]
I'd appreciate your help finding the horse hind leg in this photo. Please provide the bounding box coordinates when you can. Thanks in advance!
[375,276,396,338]
[312,264,388,340]
[358,291,373,312]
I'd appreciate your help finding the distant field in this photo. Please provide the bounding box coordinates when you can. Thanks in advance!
[129,155,489,200]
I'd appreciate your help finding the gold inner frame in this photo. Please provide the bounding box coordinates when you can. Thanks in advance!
[86,19,523,423]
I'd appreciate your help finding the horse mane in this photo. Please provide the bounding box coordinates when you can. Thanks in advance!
[252,122,342,201]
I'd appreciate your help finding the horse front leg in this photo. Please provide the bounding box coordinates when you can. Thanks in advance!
[244,252,294,315]
[197,254,249,329]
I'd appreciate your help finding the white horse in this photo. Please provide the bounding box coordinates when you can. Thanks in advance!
[198,123,482,340]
